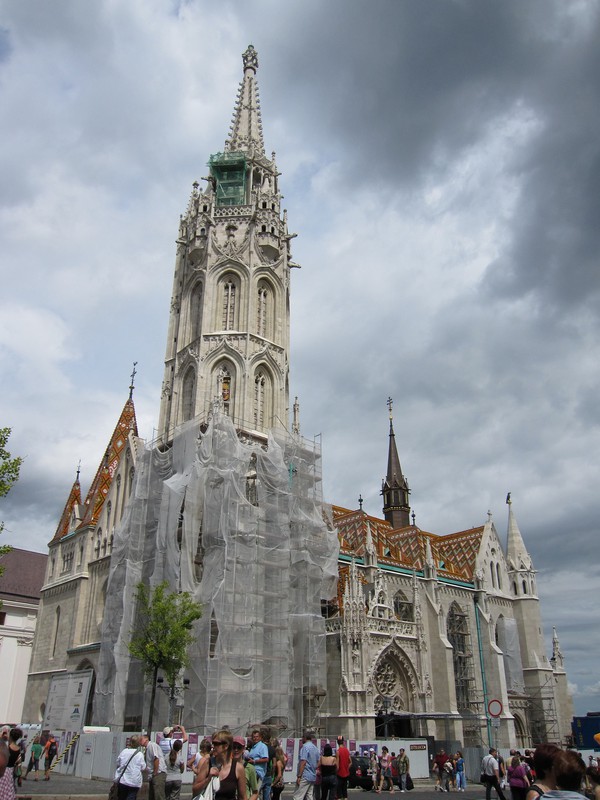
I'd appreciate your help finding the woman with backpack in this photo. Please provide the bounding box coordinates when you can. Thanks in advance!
[43,734,58,781]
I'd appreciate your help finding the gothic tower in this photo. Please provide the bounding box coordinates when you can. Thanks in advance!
[158,45,293,443]
[91,47,338,734]
[505,495,558,742]
[381,398,411,528]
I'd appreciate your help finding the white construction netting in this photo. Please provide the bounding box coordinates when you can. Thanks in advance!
[94,409,339,734]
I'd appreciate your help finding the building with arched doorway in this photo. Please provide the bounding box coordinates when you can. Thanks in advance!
[320,407,573,746]
[23,46,572,747]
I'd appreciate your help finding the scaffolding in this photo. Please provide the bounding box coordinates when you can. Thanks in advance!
[447,604,485,746]
[209,151,247,206]
[93,410,339,734]
[526,676,560,744]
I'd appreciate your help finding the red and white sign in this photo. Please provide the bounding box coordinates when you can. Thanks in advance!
[488,699,503,718]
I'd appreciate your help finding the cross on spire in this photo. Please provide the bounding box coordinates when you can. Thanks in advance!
[129,361,138,400]
[387,396,393,420]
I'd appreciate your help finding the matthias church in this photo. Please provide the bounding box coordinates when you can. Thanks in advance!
[23,47,573,748]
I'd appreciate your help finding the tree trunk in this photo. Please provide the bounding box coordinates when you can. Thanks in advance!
[147,665,158,733]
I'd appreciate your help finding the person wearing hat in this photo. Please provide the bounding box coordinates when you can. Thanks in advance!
[159,725,188,757]
[233,736,259,800]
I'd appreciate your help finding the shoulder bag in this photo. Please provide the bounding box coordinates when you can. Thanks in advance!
[193,775,221,800]
[109,749,140,800]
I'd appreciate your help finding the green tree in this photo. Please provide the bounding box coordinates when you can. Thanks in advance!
[0,428,23,585]
[128,580,202,732]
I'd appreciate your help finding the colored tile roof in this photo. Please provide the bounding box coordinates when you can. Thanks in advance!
[333,503,483,582]
[51,476,82,544]
[78,398,137,530]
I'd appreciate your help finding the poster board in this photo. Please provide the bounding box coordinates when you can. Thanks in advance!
[42,669,94,732]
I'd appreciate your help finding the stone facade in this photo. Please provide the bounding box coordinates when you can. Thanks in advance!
[321,483,573,745]
[23,46,573,747]
[22,399,140,723]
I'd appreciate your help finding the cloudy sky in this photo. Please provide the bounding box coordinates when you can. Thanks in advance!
[0,0,598,717]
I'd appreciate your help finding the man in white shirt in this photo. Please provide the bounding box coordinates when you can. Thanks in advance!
[140,732,168,800]
[482,748,507,800]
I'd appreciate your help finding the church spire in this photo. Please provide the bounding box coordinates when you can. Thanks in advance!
[50,467,82,544]
[505,492,532,570]
[225,45,265,156]
[381,397,410,529]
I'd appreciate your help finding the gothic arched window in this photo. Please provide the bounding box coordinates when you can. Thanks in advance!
[257,282,269,338]
[214,362,233,416]
[447,602,474,711]
[190,282,203,341]
[115,474,122,521]
[52,606,61,658]
[182,367,196,422]
[254,371,266,429]
[253,368,272,430]
[393,590,414,621]
[222,275,237,330]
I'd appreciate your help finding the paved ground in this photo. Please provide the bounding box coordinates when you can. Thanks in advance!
[15,776,491,800]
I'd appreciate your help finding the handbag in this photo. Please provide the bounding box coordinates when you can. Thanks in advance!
[193,775,220,800]
[406,774,414,791]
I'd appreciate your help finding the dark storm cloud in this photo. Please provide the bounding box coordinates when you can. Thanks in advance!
[260,2,558,182]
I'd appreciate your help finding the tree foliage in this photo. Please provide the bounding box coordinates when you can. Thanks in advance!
[0,427,23,574]
[128,580,202,728]
[129,581,202,684]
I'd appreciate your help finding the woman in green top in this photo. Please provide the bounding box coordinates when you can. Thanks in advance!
[25,736,43,782]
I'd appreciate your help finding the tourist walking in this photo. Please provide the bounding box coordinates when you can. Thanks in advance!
[114,735,146,800]
[318,745,337,800]
[508,755,531,800]
[43,734,57,781]
[293,732,319,800]
[482,748,508,800]
[335,736,350,800]
[378,746,394,793]
[455,751,466,792]
[24,735,43,781]
[396,749,410,793]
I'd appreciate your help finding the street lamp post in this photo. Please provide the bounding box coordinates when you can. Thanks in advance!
[156,676,190,727]
[382,696,392,738]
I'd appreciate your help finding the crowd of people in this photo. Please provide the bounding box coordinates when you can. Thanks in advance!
[431,749,466,792]
[0,726,59,800]
[2,720,600,800]
[427,744,600,800]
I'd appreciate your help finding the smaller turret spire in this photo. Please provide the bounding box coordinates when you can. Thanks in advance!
[381,397,411,528]
[506,493,532,570]
[551,626,564,668]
